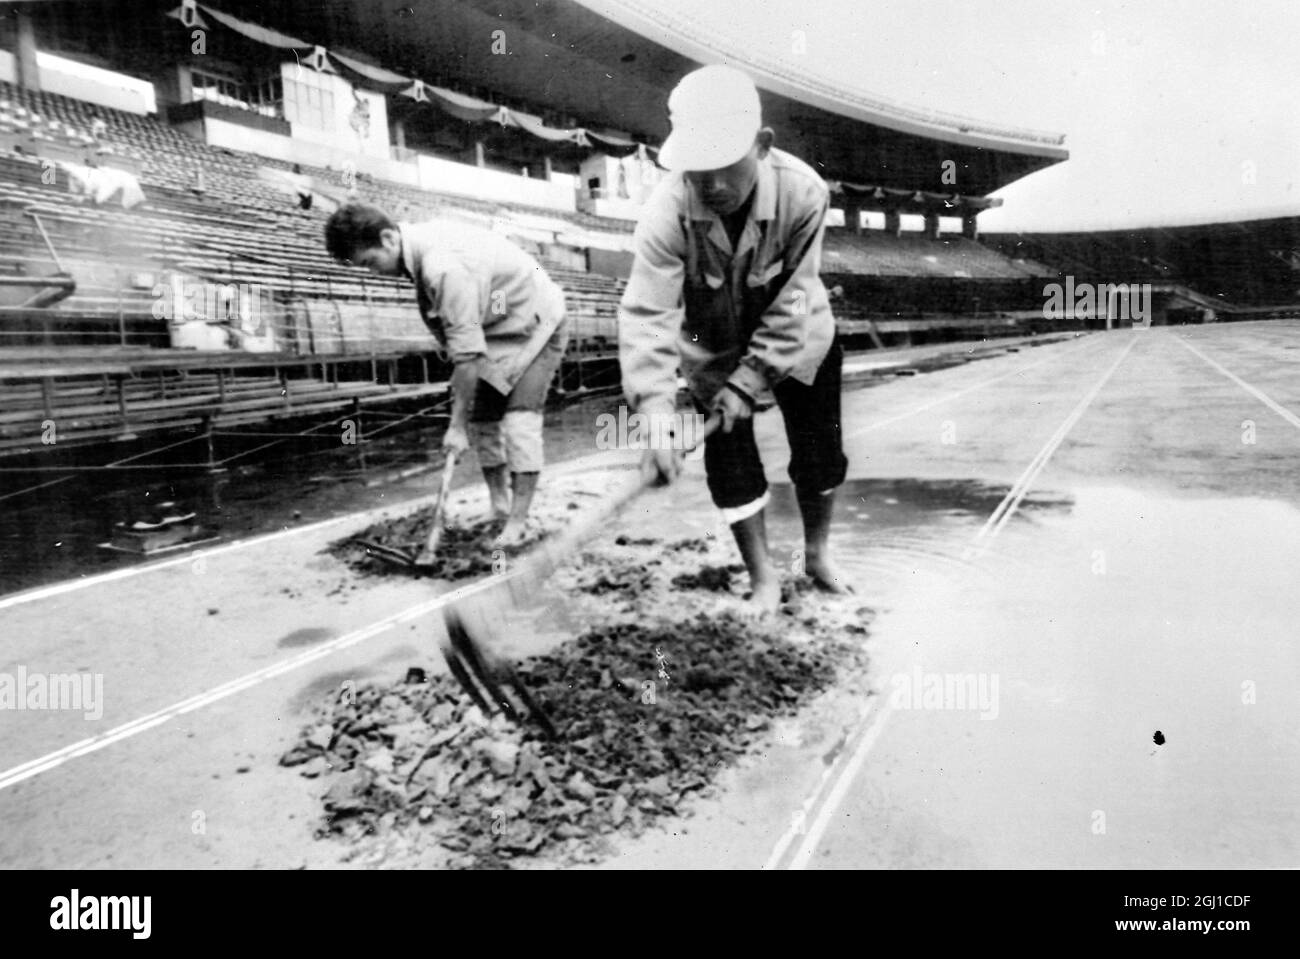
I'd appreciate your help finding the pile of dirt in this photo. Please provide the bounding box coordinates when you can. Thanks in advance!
[671,564,745,592]
[287,528,871,869]
[326,478,605,579]
[283,612,859,868]
[327,514,512,580]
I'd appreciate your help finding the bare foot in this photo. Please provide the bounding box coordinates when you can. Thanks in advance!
[806,555,855,594]
[741,575,782,618]
[491,520,531,549]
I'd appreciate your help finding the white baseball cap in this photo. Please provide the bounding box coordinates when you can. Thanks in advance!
[658,65,762,172]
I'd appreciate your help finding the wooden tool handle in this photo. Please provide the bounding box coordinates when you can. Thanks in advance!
[431,449,458,527]
[485,413,721,606]
[421,449,458,557]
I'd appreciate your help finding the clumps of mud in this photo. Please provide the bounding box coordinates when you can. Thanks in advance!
[325,478,605,579]
[286,534,872,869]
[327,514,511,580]
[284,606,858,868]
[671,564,745,592]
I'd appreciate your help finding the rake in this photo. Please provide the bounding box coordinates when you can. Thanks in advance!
[437,414,721,738]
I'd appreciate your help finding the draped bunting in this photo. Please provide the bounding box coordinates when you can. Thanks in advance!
[183,3,312,50]
[586,129,650,157]
[330,50,415,92]
[402,81,510,124]
[168,3,656,156]
[507,111,590,146]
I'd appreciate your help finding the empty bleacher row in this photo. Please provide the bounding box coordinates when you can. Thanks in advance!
[0,79,640,236]
[0,349,448,456]
[822,231,1055,280]
[0,78,633,358]
[986,221,1300,310]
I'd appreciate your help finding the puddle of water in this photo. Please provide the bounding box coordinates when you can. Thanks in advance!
[277,627,336,648]
[833,484,1300,867]
[761,478,1073,594]
[0,393,627,597]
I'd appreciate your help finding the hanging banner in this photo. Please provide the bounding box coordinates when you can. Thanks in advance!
[330,50,412,92]
[195,3,312,49]
[164,3,659,151]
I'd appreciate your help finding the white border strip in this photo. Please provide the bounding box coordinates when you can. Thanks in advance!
[0,449,629,613]
[968,335,1135,553]
[846,335,1099,439]
[1176,335,1300,431]
[0,574,506,792]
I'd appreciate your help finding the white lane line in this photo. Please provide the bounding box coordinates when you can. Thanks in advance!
[786,702,893,871]
[0,548,545,792]
[1176,335,1300,431]
[761,700,875,870]
[968,334,1136,554]
[761,699,892,871]
[766,333,1135,869]
[0,449,627,613]
[0,513,359,612]
[845,336,1099,439]
[0,597,436,790]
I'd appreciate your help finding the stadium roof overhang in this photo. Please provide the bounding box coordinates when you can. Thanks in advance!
[213,0,1068,196]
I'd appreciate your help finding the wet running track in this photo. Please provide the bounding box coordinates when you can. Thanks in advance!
[1,322,1296,869]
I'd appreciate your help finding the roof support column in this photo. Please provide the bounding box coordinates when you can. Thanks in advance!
[14,6,41,93]
[924,212,941,240]
[884,209,901,237]
[962,213,980,241]
[474,140,486,167]
[846,199,864,234]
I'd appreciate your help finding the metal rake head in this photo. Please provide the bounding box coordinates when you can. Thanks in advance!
[440,606,558,740]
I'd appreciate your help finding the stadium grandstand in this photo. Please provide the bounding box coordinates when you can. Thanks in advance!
[985,217,1300,325]
[0,0,1073,463]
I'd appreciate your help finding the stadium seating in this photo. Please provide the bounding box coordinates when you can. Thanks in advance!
[0,78,634,360]
[822,231,1052,280]
[0,75,1076,450]
[986,225,1300,309]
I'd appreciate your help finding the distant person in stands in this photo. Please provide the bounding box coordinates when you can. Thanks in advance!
[618,65,850,613]
[291,163,312,210]
[324,202,569,547]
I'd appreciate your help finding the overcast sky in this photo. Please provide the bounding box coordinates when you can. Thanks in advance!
[653,0,1300,232]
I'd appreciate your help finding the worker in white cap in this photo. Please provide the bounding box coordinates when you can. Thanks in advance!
[619,64,851,612]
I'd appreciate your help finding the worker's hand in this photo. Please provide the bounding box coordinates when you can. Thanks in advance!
[710,385,754,434]
[442,425,469,456]
[641,446,683,487]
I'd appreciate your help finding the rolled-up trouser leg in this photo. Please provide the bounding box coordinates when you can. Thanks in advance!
[697,410,770,524]
[496,319,567,473]
[468,419,507,469]
[501,410,544,473]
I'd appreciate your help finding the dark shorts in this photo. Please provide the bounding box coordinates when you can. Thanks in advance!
[700,337,849,511]
[470,320,569,422]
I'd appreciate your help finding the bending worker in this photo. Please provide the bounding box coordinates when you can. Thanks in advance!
[618,65,852,612]
[324,202,569,547]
